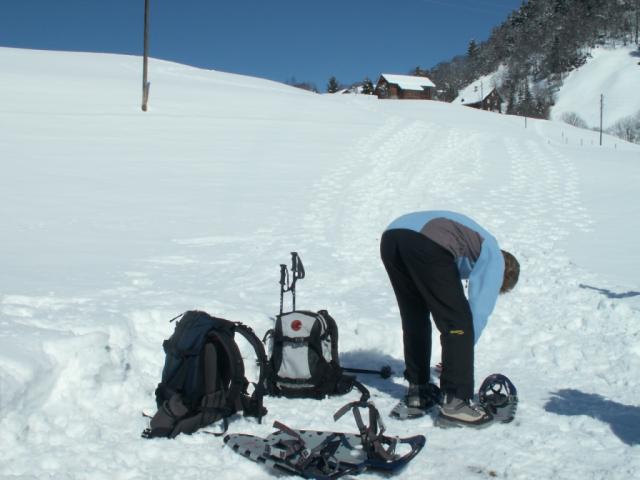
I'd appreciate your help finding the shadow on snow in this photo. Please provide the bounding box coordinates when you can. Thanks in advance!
[545,389,640,446]
[340,349,407,399]
[579,283,640,299]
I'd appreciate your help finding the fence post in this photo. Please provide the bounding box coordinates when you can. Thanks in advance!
[599,94,603,146]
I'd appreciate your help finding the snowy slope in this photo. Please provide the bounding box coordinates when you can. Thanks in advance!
[551,45,640,129]
[1,47,639,480]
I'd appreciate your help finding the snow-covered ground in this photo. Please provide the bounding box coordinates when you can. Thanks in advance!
[551,45,640,129]
[1,47,639,479]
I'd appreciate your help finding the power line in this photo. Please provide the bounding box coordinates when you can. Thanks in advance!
[417,0,518,15]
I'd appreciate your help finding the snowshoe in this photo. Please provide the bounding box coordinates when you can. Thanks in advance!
[224,401,426,478]
[390,382,442,420]
[478,373,518,423]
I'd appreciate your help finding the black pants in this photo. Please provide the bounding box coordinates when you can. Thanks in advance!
[380,229,475,400]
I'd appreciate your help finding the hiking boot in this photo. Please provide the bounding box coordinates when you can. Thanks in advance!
[437,392,493,428]
[391,382,442,419]
[405,382,441,410]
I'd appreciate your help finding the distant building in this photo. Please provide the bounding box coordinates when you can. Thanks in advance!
[455,80,503,112]
[374,74,436,100]
[338,83,365,94]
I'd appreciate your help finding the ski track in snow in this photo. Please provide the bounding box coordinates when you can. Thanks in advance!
[1,105,639,478]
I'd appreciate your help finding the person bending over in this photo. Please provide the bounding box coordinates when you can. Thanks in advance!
[381,210,519,427]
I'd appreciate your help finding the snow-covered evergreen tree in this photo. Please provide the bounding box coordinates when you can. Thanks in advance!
[361,77,375,95]
[327,76,340,93]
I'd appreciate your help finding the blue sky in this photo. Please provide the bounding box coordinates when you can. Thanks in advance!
[0,0,523,90]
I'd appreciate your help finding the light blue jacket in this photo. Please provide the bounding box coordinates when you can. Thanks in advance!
[386,211,504,342]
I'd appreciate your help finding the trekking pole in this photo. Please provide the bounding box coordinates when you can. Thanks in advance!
[289,252,305,311]
[279,264,289,315]
[343,365,393,379]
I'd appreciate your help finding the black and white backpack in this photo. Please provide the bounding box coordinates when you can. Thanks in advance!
[265,309,356,398]
[264,253,367,400]
[142,310,268,439]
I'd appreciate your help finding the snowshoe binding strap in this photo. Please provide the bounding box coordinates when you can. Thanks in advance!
[332,399,427,469]
[268,421,307,460]
[332,378,370,405]
[333,400,399,462]
[271,421,345,474]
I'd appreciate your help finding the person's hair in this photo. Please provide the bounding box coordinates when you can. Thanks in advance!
[500,250,520,293]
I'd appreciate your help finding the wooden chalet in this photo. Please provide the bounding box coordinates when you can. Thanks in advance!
[374,74,436,100]
[455,82,503,112]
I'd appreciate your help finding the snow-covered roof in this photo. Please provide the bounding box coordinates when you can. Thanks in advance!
[379,73,435,90]
[454,71,500,105]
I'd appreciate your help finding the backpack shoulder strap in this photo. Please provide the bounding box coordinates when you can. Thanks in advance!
[233,322,270,420]
[317,310,340,361]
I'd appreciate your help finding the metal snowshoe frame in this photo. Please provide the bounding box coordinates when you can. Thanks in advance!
[224,400,426,479]
[478,373,518,423]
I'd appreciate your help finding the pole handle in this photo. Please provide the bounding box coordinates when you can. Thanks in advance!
[279,264,288,315]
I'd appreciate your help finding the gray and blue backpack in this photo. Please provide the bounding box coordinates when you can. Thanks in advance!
[142,310,268,439]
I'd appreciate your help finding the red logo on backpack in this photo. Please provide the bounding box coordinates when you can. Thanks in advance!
[291,319,302,331]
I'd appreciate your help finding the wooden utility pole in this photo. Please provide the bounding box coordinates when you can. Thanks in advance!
[636,0,640,45]
[142,0,150,112]
[599,94,604,146]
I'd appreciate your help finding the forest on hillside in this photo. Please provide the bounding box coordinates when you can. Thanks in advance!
[425,0,638,119]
